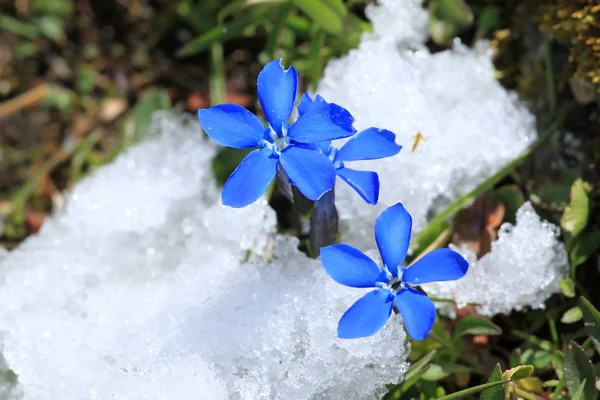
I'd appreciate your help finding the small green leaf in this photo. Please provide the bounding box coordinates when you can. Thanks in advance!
[35,15,65,42]
[502,365,534,381]
[560,278,576,298]
[31,0,73,17]
[397,364,432,394]
[480,364,504,400]
[428,0,473,45]
[422,363,470,381]
[560,179,590,238]
[579,297,600,353]
[291,0,343,35]
[563,341,596,400]
[453,317,502,339]
[75,66,97,93]
[561,307,583,324]
[570,230,600,273]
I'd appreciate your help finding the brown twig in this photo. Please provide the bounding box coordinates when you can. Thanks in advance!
[0,84,51,120]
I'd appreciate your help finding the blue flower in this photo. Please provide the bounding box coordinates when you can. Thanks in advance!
[197,60,357,208]
[320,203,469,340]
[298,94,401,205]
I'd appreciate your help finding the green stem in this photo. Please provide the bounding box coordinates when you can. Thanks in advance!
[436,380,511,400]
[514,386,541,400]
[548,316,559,346]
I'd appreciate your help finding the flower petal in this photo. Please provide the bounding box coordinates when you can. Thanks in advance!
[394,288,436,340]
[298,93,327,115]
[338,289,394,339]
[279,146,335,200]
[374,203,412,277]
[403,248,469,285]
[257,59,298,136]
[336,167,380,205]
[336,127,402,162]
[320,244,381,288]
[287,104,356,144]
[198,104,265,149]
[222,147,278,208]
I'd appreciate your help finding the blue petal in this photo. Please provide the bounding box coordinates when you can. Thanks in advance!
[320,244,381,288]
[257,59,298,136]
[374,203,412,277]
[403,248,469,285]
[336,167,380,205]
[338,289,394,339]
[198,104,265,149]
[222,147,278,207]
[298,93,327,115]
[336,128,402,162]
[279,146,335,200]
[287,105,356,144]
[394,288,436,340]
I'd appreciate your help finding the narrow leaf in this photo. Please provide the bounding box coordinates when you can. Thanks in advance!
[579,297,600,354]
[480,364,504,400]
[121,89,171,148]
[453,317,502,339]
[177,7,271,56]
[561,307,583,324]
[563,341,595,400]
[405,350,437,381]
[291,0,343,35]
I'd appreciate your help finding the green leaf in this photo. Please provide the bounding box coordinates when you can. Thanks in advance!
[397,364,432,395]
[121,89,171,148]
[428,0,473,45]
[579,297,600,353]
[32,0,73,16]
[405,350,437,382]
[560,179,590,238]
[35,15,65,42]
[217,0,284,24]
[480,364,505,400]
[177,7,271,56]
[0,14,40,39]
[476,6,501,37]
[453,317,502,339]
[570,230,600,273]
[560,278,576,298]
[291,0,343,35]
[422,363,470,381]
[563,341,596,400]
[561,307,583,324]
[502,365,534,381]
[75,66,97,93]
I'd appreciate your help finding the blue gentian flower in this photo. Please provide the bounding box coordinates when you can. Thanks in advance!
[298,94,401,205]
[198,60,357,208]
[320,203,469,340]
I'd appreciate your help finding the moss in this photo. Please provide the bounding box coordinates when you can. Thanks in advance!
[538,0,600,89]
